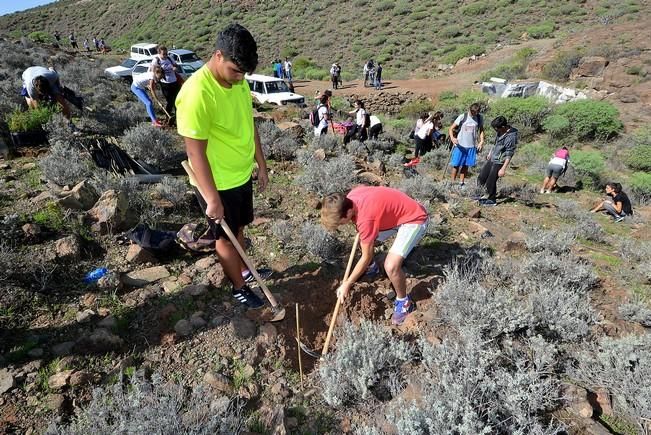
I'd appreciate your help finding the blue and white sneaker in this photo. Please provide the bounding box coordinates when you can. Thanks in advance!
[232,285,264,309]
[392,297,416,325]
[365,261,380,278]
[478,198,497,206]
[243,267,273,283]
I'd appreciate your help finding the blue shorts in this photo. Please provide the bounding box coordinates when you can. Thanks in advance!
[450,146,477,167]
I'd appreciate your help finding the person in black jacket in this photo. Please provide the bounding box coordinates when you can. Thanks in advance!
[477,116,518,206]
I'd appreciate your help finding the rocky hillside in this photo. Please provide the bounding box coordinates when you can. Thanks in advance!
[0,0,643,77]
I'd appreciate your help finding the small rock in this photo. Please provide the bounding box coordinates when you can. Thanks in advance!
[174,319,193,337]
[69,371,93,387]
[22,223,41,238]
[619,94,638,103]
[31,191,54,204]
[58,180,99,211]
[163,280,181,294]
[0,368,15,394]
[190,312,207,329]
[183,284,209,297]
[257,323,277,346]
[158,303,177,321]
[86,190,130,233]
[75,328,124,353]
[251,217,272,226]
[22,162,37,170]
[286,417,298,429]
[80,292,97,308]
[52,341,75,356]
[210,316,225,327]
[27,348,44,358]
[206,267,226,287]
[194,256,216,271]
[76,309,95,323]
[468,208,481,219]
[231,317,257,339]
[565,384,594,418]
[126,244,157,264]
[122,266,170,287]
[203,371,232,393]
[45,393,66,413]
[177,273,192,286]
[313,148,326,160]
[55,235,83,260]
[98,315,117,329]
[595,388,613,415]
[48,369,74,390]
[503,231,527,253]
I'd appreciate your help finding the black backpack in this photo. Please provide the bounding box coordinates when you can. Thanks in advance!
[310,104,323,127]
[452,112,483,138]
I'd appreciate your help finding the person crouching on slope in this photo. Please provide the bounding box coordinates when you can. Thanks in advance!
[319,186,429,325]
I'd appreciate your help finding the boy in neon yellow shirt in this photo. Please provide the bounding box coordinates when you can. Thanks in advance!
[176,24,270,309]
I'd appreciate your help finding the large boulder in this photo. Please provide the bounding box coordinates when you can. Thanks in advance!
[86,190,129,233]
[122,266,170,287]
[571,56,609,79]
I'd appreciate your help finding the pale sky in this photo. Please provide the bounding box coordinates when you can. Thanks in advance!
[0,0,57,16]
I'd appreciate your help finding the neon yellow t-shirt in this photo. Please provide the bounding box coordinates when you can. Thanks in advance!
[176,65,254,191]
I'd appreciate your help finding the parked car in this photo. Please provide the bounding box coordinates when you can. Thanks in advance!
[130,42,158,60]
[168,49,204,70]
[245,74,305,106]
[131,62,198,81]
[104,58,151,81]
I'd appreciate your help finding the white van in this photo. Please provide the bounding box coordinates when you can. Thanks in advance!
[245,74,305,106]
[130,43,158,60]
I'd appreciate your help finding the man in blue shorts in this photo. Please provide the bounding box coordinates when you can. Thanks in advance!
[448,103,484,187]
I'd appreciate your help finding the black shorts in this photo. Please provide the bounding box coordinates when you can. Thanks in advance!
[194,178,254,240]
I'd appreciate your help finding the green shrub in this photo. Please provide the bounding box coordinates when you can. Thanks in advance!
[625,145,651,172]
[516,141,553,166]
[436,90,489,117]
[542,50,582,82]
[442,44,484,65]
[6,106,58,132]
[629,172,651,204]
[488,96,551,131]
[571,150,605,189]
[399,99,435,119]
[480,47,536,82]
[526,21,555,39]
[28,31,52,43]
[553,100,623,140]
[293,56,316,70]
[625,65,647,77]
[543,114,571,140]
[280,46,298,58]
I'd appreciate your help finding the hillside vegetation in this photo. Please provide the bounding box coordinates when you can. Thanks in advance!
[1,0,642,78]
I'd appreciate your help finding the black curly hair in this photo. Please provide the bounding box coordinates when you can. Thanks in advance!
[215,23,258,74]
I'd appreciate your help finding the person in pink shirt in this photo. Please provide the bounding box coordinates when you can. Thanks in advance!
[319,186,429,325]
[540,146,570,194]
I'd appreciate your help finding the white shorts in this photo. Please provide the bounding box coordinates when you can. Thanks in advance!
[377,220,428,258]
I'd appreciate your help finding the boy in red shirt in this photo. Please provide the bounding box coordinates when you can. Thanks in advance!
[320,186,429,325]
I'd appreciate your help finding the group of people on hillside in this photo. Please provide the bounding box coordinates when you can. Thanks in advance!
[272,58,292,81]
[311,90,382,143]
[53,31,107,53]
[363,59,383,90]
[20,23,633,330]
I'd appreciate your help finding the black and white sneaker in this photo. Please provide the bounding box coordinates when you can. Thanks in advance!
[243,267,273,284]
[232,285,264,309]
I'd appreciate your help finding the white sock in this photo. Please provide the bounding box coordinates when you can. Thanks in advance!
[396,296,407,302]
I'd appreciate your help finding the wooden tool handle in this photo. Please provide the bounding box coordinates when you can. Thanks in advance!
[321,232,360,357]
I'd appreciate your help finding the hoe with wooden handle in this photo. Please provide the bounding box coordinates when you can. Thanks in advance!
[181,160,286,322]
[321,232,360,358]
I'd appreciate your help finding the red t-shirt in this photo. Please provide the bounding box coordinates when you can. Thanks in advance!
[347,186,428,243]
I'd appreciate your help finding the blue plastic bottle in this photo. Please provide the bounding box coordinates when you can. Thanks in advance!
[84,267,108,283]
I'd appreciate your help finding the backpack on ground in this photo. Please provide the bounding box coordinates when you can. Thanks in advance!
[310,104,323,127]
[452,112,483,138]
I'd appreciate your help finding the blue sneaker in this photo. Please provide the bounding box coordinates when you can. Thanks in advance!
[365,261,380,277]
[479,198,497,206]
[392,297,416,325]
[243,267,273,283]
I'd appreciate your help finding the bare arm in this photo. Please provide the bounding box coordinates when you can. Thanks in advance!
[478,127,485,150]
[184,137,223,219]
[253,124,268,191]
[498,158,511,177]
[337,240,374,302]
[448,123,459,144]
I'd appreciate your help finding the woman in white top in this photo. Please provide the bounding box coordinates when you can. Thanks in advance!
[405,113,433,166]
[131,65,164,127]
[344,99,368,144]
[314,94,330,137]
[149,46,180,117]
